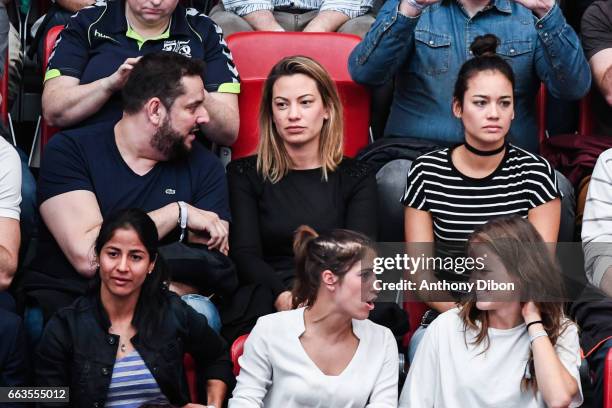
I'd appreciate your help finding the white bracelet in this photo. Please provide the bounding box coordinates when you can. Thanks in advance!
[529,330,548,344]
[177,201,188,242]
[404,0,426,11]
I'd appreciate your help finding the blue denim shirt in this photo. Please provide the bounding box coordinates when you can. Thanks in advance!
[349,0,591,152]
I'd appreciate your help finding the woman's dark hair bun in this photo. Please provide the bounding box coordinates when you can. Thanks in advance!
[470,34,500,58]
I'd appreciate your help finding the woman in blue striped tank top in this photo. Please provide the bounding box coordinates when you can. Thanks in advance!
[36,209,233,407]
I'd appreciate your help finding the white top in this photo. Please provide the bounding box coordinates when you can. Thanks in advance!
[0,137,21,220]
[399,308,583,408]
[229,308,399,408]
[582,148,612,285]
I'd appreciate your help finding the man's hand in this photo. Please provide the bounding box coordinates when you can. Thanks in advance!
[303,11,349,32]
[102,57,141,93]
[274,290,293,311]
[399,0,441,17]
[187,205,229,254]
[512,0,555,18]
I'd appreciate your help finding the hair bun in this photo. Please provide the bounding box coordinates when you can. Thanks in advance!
[293,225,319,256]
[470,34,500,58]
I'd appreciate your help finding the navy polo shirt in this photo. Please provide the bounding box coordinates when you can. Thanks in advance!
[38,121,231,222]
[45,0,240,126]
[31,120,230,284]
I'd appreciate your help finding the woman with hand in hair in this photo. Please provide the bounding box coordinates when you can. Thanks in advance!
[402,34,562,360]
[400,216,582,407]
[36,209,233,408]
[229,226,398,408]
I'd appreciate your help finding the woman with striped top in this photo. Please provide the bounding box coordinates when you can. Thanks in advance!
[36,209,233,407]
[402,34,561,361]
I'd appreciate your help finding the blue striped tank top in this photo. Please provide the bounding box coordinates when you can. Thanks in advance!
[105,350,170,407]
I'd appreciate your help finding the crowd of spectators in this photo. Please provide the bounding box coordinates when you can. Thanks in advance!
[0,0,612,406]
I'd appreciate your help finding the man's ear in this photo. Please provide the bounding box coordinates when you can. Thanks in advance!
[146,98,165,126]
[452,98,463,119]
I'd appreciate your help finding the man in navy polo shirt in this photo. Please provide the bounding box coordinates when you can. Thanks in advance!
[24,52,231,323]
[42,0,240,145]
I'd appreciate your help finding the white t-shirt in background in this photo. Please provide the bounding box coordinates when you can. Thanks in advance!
[399,308,583,408]
[0,137,21,220]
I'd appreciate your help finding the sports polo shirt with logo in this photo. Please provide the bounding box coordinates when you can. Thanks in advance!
[45,0,240,127]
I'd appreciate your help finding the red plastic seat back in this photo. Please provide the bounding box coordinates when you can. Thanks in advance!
[41,25,64,148]
[578,90,593,136]
[226,32,370,160]
[183,353,199,402]
[1,51,8,127]
[231,333,249,376]
[604,347,612,408]
[537,84,595,148]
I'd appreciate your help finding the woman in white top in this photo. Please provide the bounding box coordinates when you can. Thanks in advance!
[400,216,583,408]
[229,226,399,408]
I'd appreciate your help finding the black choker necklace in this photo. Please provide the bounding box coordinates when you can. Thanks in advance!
[464,141,506,156]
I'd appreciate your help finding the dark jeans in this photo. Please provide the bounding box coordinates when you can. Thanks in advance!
[588,337,612,408]
[0,292,29,395]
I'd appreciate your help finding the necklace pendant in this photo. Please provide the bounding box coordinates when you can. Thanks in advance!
[121,343,126,353]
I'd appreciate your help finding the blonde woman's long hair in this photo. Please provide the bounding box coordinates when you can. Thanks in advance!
[257,56,344,183]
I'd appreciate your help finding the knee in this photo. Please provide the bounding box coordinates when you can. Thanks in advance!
[209,9,252,37]
[337,14,375,38]
[407,325,427,363]
[181,294,222,334]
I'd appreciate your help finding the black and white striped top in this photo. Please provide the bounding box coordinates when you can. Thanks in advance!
[401,144,561,243]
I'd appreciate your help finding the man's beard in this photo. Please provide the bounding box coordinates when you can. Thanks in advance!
[150,117,192,161]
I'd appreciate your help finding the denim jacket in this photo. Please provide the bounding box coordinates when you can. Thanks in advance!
[35,292,234,407]
[349,0,591,152]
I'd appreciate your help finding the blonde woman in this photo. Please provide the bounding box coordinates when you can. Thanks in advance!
[226,56,377,334]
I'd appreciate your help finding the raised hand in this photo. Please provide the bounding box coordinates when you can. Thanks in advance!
[511,0,555,18]
[521,301,543,324]
[399,0,442,16]
[104,57,142,93]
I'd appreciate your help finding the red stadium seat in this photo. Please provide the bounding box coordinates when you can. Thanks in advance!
[183,353,199,402]
[578,90,594,136]
[225,32,371,160]
[41,25,64,148]
[604,348,612,408]
[1,50,8,127]
[536,84,595,148]
[402,301,428,348]
[231,334,249,376]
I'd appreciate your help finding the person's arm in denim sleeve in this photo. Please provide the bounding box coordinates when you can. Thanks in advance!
[533,3,591,100]
[348,0,420,86]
